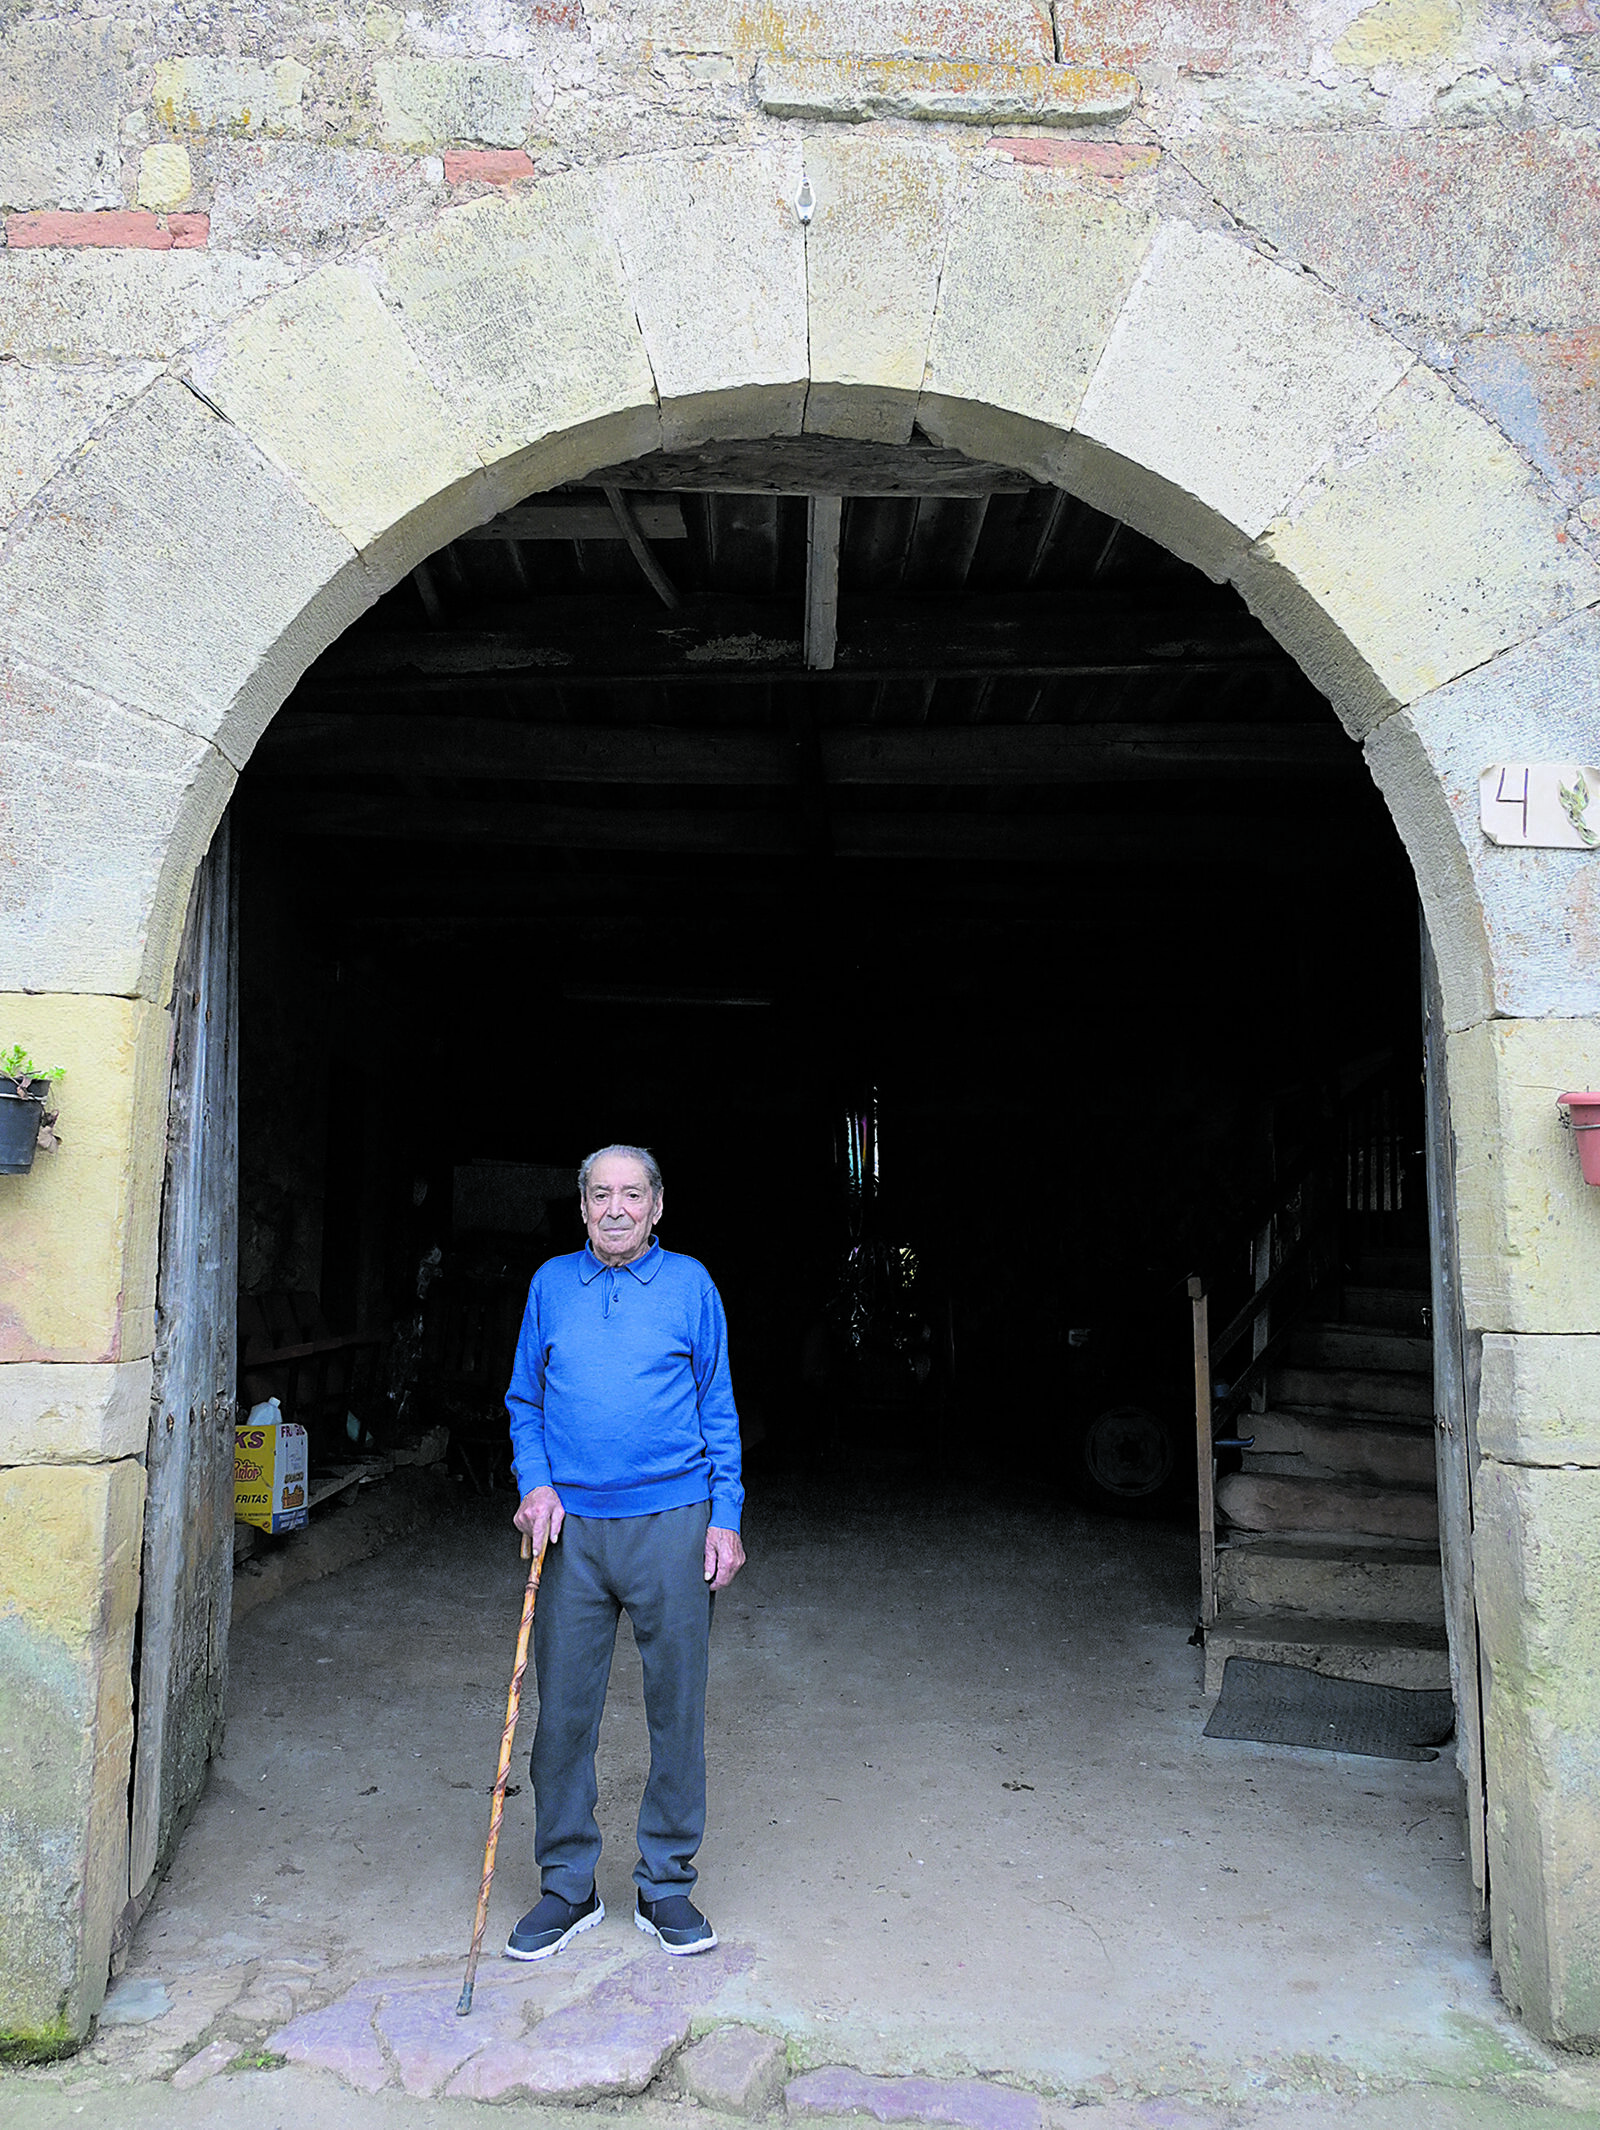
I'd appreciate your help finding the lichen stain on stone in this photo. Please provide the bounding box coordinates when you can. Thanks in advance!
[726,0,1049,62]
[1332,0,1465,69]
[726,0,827,55]
[757,52,1136,120]
[1056,0,1294,71]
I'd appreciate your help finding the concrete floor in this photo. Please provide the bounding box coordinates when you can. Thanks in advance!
[76,1480,1586,2102]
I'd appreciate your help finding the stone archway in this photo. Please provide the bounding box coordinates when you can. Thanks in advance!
[3,136,1599,2049]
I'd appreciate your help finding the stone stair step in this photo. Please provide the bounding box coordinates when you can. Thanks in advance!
[1266,1365,1433,1419]
[1274,1403,1434,1434]
[1289,1323,1433,1376]
[1216,1470,1439,1544]
[1203,1611,1452,1695]
[1338,1285,1431,1333]
[1347,1250,1431,1288]
[1238,1411,1436,1489]
[1215,1536,1446,1624]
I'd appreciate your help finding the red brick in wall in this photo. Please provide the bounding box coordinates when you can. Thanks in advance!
[443,149,537,185]
[5,209,210,250]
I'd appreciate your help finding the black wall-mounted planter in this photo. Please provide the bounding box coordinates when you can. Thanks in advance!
[0,1080,46,1174]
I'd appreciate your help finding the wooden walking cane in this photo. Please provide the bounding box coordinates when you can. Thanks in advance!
[457,1529,547,2015]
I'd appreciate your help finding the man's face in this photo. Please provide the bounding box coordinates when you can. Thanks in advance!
[582,1153,663,1266]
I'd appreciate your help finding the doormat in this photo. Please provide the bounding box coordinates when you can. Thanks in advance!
[1204,1656,1455,1761]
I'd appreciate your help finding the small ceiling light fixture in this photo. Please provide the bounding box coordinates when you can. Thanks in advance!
[795,173,815,226]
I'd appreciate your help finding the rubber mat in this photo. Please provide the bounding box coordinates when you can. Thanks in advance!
[1203,1656,1456,1761]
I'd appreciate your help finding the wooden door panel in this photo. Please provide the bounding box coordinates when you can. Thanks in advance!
[128,820,239,1901]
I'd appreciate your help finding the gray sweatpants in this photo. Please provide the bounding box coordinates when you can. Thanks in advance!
[531,1500,712,1905]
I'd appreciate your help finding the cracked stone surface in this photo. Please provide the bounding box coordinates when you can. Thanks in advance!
[375,1986,515,2097]
[451,1971,691,2100]
[786,2067,1046,2130]
[169,2039,236,2090]
[81,1967,250,2078]
[98,1979,171,2027]
[265,1942,754,2099]
[678,2024,788,2113]
[273,1983,390,2093]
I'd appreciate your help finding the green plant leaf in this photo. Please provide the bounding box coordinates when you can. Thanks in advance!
[0,1044,64,1085]
[1558,779,1600,847]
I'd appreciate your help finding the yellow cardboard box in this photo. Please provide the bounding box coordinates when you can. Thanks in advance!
[235,1400,309,1533]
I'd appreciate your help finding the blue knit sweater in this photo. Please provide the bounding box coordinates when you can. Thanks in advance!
[505,1240,744,1530]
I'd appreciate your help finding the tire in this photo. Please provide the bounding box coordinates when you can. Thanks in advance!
[1069,1402,1181,1518]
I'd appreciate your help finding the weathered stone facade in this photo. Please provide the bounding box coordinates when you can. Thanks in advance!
[1,0,1598,2057]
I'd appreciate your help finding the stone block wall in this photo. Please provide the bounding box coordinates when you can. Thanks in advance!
[0,0,1598,2060]
[0,1460,145,2054]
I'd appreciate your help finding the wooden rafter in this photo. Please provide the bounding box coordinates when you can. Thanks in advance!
[311,594,1293,690]
[804,497,842,672]
[255,715,1359,785]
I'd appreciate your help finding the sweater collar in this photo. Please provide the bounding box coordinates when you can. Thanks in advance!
[580,1238,664,1284]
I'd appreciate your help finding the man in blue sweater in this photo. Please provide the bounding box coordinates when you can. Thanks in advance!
[503,1144,745,1962]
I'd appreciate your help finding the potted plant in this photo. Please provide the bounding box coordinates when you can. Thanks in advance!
[0,1046,63,1175]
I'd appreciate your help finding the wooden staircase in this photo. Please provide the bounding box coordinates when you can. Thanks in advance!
[1206,1249,1447,1694]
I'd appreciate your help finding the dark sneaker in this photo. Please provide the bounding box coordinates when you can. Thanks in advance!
[505,1887,604,1961]
[635,1891,717,1956]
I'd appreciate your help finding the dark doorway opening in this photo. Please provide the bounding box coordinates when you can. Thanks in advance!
[121,443,1489,2098]
[234,436,1421,1540]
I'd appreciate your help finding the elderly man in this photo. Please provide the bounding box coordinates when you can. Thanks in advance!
[503,1144,745,1960]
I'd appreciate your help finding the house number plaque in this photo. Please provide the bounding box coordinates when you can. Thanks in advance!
[1479,764,1600,848]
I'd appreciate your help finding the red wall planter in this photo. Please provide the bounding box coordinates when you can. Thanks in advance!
[1557,1092,1600,1185]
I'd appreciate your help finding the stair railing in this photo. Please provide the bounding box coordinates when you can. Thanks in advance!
[1186,1053,1417,1627]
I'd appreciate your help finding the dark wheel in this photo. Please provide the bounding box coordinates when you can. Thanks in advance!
[1070,1402,1179,1517]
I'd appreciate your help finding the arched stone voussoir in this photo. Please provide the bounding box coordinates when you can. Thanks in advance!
[186,262,500,582]
[1363,709,1494,1036]
[920,162,1154,482]
[1369,610,1600,1028]
[802,131,965,447]
[1239,364,1600,740]
[597,143,809,449]
[0,656,234,1002]
[369,177,661,493]
[0,377,368,770]
[1069,223,1409,583]
[0,360,164,539]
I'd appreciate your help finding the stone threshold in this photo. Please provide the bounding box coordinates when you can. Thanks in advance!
[120,1941,1054,2122]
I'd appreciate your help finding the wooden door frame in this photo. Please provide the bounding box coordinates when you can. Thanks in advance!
[1423,917,1490,1940]
[120,818,240,1957]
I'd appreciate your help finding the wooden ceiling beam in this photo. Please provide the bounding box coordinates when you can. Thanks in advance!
[254,714,1358,784]
[574,438,1039,496]
[264,793,1358,866]
[459,499,688,542]
[310,593,1293,690]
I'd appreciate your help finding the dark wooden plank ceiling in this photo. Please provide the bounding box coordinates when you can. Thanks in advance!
[247,438,1391,907]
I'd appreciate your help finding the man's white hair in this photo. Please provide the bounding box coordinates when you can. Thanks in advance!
[578,1143,663,1200]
